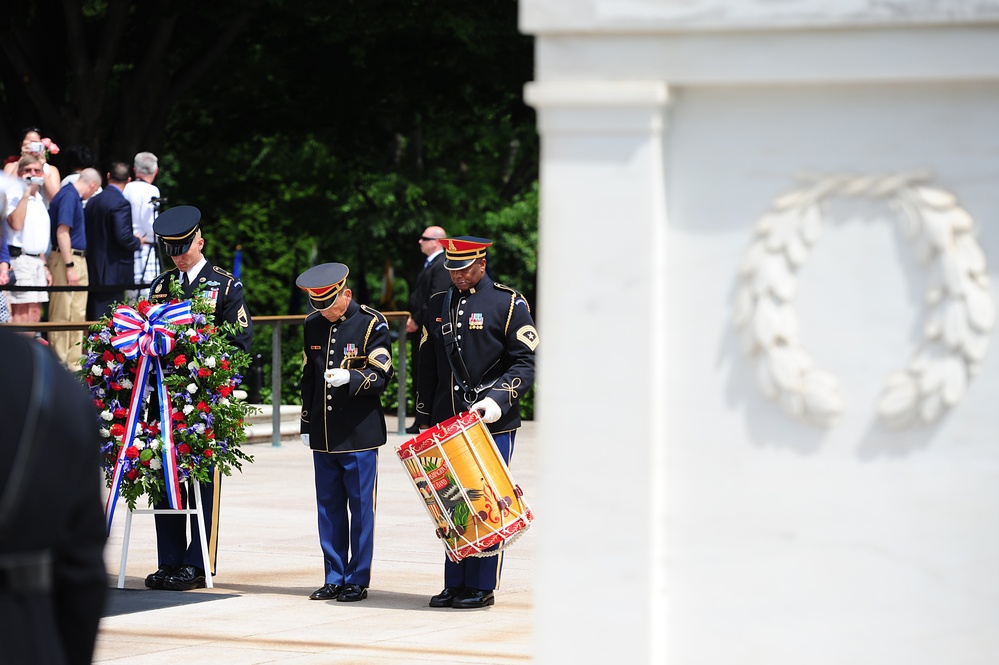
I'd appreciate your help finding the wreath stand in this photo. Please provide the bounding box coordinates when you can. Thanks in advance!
[115,479,214,589]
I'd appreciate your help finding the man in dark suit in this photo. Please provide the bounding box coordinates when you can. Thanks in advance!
[143,205,252,591]
[84,161,143,319]
[415,236,538,609]
[298,263,393,603]
[0,326,107,664]
[404,225,451,433]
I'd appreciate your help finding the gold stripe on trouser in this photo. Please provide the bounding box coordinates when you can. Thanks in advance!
[208,466,222,575]
[46,252,89,369]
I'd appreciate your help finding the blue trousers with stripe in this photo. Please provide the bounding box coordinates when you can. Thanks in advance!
[314,449,379,587]
[443,430,516,591]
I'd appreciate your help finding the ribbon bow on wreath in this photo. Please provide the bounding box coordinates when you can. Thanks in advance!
[104,301,194,533]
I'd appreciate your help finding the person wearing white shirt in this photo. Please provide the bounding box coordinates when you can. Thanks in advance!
[123,151,161,298]
[4,156,52,325]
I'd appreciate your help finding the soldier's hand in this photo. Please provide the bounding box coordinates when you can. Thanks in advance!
[470,397,502,424]
[300,433,310,448]
[324,368,350,387]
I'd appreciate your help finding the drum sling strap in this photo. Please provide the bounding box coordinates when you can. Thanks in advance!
[440,287,500,403]
[0,342,55,596]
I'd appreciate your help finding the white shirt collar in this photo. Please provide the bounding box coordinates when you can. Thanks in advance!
[184,257,208,285]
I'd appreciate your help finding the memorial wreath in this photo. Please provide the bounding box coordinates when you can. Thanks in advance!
[80,279,254,521]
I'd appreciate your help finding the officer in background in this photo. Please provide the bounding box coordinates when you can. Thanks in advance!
[0,326,107,664]
[298,263,393,603]
[143,205,253,591]
[415,236,539,609]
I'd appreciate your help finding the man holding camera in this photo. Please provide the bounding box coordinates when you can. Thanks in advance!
[3,155,52,326]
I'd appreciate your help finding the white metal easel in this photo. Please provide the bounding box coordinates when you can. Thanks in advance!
[115,479,214,589]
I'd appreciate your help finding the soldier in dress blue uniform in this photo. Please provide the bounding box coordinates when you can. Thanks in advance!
[142,205,253,591]
[415,236,539,609]
[298,263,393,603]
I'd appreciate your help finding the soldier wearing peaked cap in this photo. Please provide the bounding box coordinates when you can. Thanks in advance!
[297,262,393,603]
[142,205,253,592]
[415,236,539,610]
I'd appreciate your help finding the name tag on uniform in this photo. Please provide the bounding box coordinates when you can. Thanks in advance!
[311,345,322,350]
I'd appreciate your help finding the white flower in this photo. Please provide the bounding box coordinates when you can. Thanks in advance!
[91,364,103,376]
[188,361,199,372]
[193,423,206,434]
[187,383,198,394]
[183,404,195,415]
[219,398,230,407]
[148,438,161,451]
[205,356,217,368]
[100,410,114,421]
[150,458,162,470]
[187,328,199,340]
[99,427,110,438]
[121,378,133,389]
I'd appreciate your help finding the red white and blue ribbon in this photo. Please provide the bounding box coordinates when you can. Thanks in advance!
[104,301,194,533]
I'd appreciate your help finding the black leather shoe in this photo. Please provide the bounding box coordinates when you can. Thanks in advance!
[405,423,421,434]
[336,583,368,602]
[429,587,463,608]
[451,588,495,609]
[162,565,206,591]
[309,583,342,600]
[144,565,177,590]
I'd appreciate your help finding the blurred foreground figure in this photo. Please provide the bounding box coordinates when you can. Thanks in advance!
[0,326,107,664]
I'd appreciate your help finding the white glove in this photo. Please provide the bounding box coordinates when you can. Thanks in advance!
[324,368,350,387]
[470,397,502,424]
[300,434,310,448]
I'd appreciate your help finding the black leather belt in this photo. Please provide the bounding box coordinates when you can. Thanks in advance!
[8,246,41,259]
[71,249,86,257]
[0,550,53,595]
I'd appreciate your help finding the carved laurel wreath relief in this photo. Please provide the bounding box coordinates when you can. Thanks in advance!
[734,173,995,429]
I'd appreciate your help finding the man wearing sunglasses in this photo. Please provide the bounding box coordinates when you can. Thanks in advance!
[404,226,451,433]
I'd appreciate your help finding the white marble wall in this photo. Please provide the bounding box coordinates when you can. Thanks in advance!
[523,2,999,663]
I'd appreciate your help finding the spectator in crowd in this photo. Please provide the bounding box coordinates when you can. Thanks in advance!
[123,151,161,298]
[297,262,393,603]
[404,225,451,434]
[46,168,102,367]
[84,161,142,320]
[144,205,252,591]
[59,145,102,205]
[0,325,108,665]
[4,127,61,203]
[415,236,539,609]
[3,155,52,329]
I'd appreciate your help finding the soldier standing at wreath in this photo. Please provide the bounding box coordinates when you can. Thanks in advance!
[415,236,539,609]
[143,205,253,591]
[297,262,393,603]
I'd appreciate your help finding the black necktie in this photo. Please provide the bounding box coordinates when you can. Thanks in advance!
[423,258,432,270]
[181,272,190,291]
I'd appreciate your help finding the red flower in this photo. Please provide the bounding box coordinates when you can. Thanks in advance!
[110,382,122,391]
[113,407,127,419]
[221,359,230,370]
[147,422,161,435]
[137,300,152,315]
[115,352,125,363]
[178,443,191,455]
[197,400,210,413]
[203,449,213,458]
[125,470,139,481]
[102,350,114,362]
[218,385,233,398]
[103,367,111,376]
[95,399,105,409]
[141,459,151,467]
[171,411,185,422]
[174,354,187,368]
[198,367,212,378]
[85,375,94,385]
[206,429,215,440]
[124,446,139,460]
[110,423,125,437]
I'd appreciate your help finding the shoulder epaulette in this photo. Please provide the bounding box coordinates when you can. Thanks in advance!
[212,265,236,280]
[359,304,388,324]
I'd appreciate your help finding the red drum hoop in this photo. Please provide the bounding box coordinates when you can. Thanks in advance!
[396,410,533,563]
